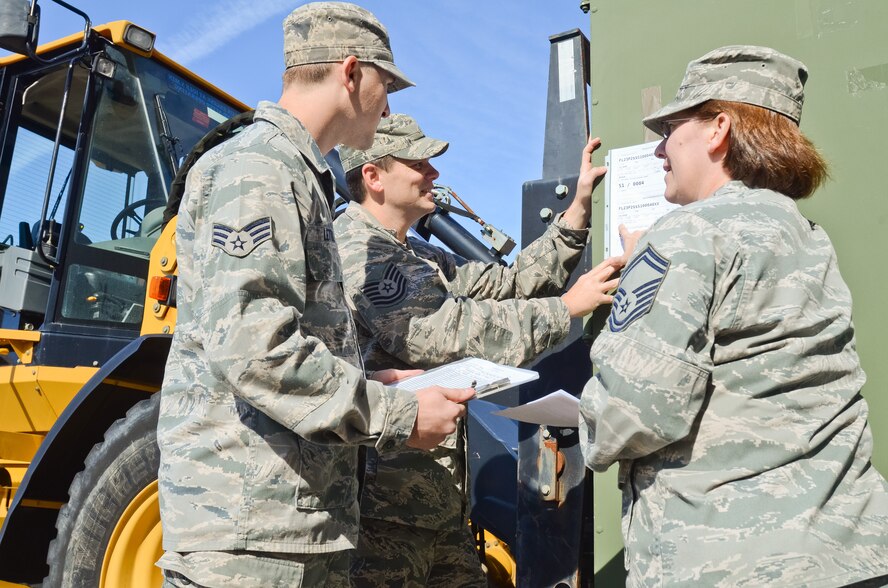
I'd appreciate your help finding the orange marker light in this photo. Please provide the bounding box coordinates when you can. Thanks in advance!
[149,276,172,302]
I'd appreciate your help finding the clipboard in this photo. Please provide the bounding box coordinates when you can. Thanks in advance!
[391,357,539,398]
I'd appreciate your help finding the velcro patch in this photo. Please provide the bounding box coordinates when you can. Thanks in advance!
[608,244,670,332]
[211,217,273,257]
[362,263,408,308]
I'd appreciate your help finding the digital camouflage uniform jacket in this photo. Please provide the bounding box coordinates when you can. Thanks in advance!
[334,201,586,529]
[581,181,888,587]
[157,102,419,556]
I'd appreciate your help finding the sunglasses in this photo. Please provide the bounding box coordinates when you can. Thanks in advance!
[660,115,718,139]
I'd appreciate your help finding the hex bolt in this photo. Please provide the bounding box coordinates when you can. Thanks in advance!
[555,184,569,199]
[540,207,553,222]
[542,484,551,496]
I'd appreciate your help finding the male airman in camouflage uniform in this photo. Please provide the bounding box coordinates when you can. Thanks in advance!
[335,114,625,586]
[580,46,888,587]
[156,5,474,587]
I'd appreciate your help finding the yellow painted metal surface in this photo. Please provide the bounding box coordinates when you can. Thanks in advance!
[0,329,40,366]
[0,21,138,65]
[100,480,162,588]
[0,363,98,432]
[0,431,43,462]
[16,498,63,510]
[141,219,178,337]
[481,533,517,587]
[36,365,101,419]
[0,460,28,530]
[0,21,248,113]
[0,365,56,432]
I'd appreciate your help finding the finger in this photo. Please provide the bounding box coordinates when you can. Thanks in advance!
[588,265,617,283]
[441,387,476,403]
[582,136,599,153]
[603,278,620,291]
[584,136,602,153]
[580,137,601,171]
[591,257,621,272]
[591,167,607,191]
[374,368,423,384]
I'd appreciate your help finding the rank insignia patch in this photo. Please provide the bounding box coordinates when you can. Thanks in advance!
[363,263,408,308]
[211,217,273,257]
[608,244,670,332]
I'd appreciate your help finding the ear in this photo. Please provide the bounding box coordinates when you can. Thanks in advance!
[707,112,731,156]
[341,56,360,94]
[362,163,385,196]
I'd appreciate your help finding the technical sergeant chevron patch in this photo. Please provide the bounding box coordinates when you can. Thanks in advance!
[362,262,409,308]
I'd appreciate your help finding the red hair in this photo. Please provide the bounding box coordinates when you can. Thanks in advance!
[692,100,829,199]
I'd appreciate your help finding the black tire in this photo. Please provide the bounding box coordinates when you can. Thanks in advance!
[44,393,160,587]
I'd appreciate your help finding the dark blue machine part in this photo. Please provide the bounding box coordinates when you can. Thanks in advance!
[467,399,518,546]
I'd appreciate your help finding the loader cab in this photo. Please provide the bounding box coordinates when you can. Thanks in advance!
[0,22,239,366]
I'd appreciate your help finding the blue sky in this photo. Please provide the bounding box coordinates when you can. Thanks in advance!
[21,0,594,257]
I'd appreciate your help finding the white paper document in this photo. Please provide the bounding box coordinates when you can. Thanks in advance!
[605,140,678,256]
[493,389,580,427]
[392,357,539,398]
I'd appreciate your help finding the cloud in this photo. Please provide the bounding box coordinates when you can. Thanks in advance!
[164,0,294,65]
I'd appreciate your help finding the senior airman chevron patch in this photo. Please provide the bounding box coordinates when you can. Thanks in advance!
[211,217,273,257]
[363,262,408,308]
[608,244,670,332]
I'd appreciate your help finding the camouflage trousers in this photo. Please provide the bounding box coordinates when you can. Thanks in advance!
[350,517,486,587]
[158,549,350,588]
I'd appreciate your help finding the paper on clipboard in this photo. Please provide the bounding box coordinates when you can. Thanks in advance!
[391,357,538,398]
[493,389,580,427]
[604,140,677,257]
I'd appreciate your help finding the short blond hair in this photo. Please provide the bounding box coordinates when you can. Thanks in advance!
[282,63,335,89]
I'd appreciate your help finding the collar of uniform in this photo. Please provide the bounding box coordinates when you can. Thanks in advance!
[253,100,331,177]
[709,180,748,201]
[345,201,410,247]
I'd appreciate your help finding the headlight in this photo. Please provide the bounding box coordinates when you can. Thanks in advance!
[123,24,155,53]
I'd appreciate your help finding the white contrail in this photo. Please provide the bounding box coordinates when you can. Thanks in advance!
[163,0,296,65]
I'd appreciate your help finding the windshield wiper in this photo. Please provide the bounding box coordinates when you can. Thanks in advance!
[153,94,181,175]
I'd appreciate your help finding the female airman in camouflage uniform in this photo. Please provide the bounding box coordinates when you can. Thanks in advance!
[581,46,888,587]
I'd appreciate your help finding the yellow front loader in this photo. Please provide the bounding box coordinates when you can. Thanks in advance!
[0,1,245,584]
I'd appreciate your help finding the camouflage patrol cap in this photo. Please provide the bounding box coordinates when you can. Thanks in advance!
[339,113,449,172]
[283,2,414,93]
[643,45,808,136]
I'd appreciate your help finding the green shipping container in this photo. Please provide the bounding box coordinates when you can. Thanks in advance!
[584,0,888,581]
